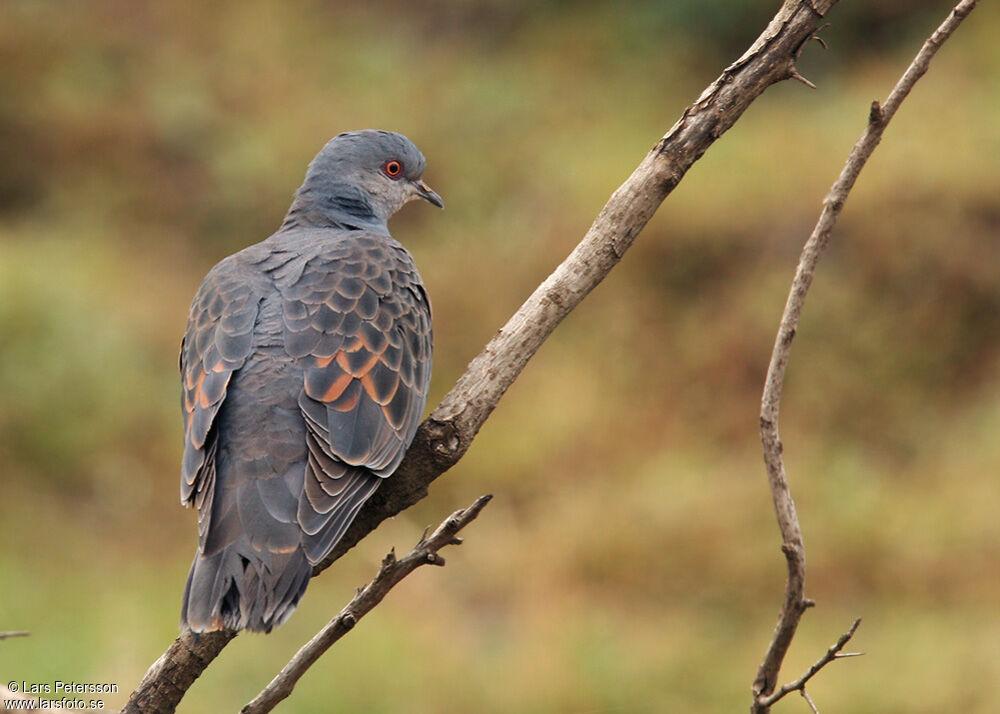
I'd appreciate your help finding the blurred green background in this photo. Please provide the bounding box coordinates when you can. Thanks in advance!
[2,1,999,712]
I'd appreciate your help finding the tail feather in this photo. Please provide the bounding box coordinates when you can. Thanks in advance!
[182,542,311,633]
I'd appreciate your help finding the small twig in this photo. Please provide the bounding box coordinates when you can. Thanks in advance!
[790,70,817,89]
[800,689,820,714]
[0,630,30,640]
[759,618,862,708]
[240,495,492,714]
[752,2,978,712]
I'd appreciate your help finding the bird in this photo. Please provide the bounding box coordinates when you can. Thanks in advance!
[178,130,442,633]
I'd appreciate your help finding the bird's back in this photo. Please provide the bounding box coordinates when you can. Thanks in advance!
[180,228,432,632]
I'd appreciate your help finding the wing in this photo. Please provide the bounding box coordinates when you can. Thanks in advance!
[180,258,262,547]
[281,235,432,563]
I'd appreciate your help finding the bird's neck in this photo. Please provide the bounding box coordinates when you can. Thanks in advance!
[280,182,388,234]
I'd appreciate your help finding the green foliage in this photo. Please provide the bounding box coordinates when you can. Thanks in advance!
[2,2,999,712]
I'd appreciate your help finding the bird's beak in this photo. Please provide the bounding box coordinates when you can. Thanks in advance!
[412,179,444,209]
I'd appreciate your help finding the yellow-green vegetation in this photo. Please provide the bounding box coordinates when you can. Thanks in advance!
[2,2,999,712]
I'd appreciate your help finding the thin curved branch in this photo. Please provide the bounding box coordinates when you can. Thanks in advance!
[240,495,491,714]
[752,2,978,710]
[123,2,840,711]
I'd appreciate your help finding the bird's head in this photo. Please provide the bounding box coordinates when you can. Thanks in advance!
[286,130,443,232]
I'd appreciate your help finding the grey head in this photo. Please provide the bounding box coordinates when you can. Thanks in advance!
[282,130,443,233]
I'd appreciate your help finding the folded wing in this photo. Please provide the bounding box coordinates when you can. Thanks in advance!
[281,235,432,564]
[180,260,262,548]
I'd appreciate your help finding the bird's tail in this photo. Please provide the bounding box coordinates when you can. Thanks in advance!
[181,541,312,633]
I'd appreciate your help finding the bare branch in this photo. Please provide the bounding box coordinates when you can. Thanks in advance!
[0,630,30,640]
[240,495,492,714]
[125,2,842,711]
[753,1,978,710]
[759,618,862,709]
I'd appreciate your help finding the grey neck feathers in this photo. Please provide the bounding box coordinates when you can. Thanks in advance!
[280,179,387,234]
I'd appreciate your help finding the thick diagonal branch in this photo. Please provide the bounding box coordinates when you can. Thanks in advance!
[752,2,978,711]
[123,2,840,712]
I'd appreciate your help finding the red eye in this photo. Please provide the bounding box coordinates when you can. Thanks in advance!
[383,160,403,179]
